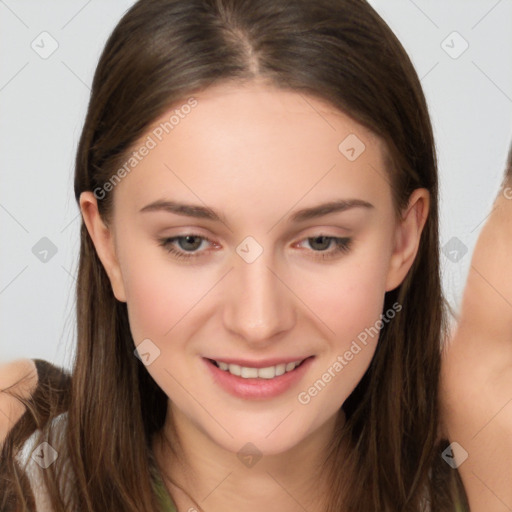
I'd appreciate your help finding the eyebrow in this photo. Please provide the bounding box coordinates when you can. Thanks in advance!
[139,198,374,223]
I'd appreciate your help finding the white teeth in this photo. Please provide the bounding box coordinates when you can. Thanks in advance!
[258,366,277,379]
[275,364,286,376]
[215,359,303,379]
[240,366,258,378]
[228,364,241,376]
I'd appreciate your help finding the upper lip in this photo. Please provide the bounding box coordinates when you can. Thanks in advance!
[205,356,313,368]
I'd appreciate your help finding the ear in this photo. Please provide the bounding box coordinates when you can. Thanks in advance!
[385,188,430,292]
[79,191,127,302]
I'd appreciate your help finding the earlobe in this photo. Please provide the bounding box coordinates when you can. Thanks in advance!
[79,192,127,302]
[385,188,430,292]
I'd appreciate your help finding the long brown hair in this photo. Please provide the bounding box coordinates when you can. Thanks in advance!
[1,0,467,510]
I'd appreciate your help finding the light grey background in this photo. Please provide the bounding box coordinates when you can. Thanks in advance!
[1,1,511,371]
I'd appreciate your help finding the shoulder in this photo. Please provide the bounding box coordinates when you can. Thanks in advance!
[0,358,39,446]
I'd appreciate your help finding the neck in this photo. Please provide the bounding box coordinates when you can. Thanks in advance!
[153,403,346,512]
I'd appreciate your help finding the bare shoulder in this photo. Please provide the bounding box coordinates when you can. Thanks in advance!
[0,359,39,445]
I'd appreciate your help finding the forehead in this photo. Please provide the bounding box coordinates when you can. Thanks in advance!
[112,81,392,220]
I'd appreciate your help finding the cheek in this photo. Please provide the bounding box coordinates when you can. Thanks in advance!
[296,241,392,402]
[300,244,392,343]
[119,240,210,345]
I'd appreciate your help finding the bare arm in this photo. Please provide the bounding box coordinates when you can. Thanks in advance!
[0,358,39,446]
[441,185,512,511]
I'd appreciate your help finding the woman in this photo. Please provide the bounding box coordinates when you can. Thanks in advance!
[0,0,464,510]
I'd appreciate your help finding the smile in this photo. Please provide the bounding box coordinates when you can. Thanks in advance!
[204,355,315,399]
[210,359,305,379]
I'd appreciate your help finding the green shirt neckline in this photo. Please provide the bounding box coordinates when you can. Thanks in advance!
[149,448,177,512]
[153,473,177,512]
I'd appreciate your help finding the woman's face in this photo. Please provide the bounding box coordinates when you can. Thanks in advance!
[82,80,427,456]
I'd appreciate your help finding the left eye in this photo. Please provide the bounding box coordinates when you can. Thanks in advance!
[297,235,345,251]
[295,235,352,260]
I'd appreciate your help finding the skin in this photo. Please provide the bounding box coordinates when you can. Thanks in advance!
[441,187,512,511]
[0,359,38,447]
[79,80,428,512]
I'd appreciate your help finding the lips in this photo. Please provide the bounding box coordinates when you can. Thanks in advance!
[203,356,315,399]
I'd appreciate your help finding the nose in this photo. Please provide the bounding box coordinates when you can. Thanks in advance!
[222,250,296,346]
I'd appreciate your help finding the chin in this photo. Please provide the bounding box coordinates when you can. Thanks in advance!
[204,413,326,457]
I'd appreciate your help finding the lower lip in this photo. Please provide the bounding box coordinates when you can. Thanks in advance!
[203,356,314,399]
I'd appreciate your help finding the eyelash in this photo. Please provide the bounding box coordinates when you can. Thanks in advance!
[158,234,352,262]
